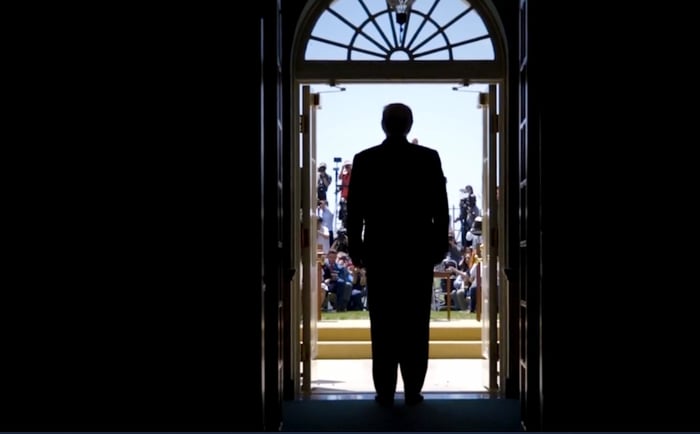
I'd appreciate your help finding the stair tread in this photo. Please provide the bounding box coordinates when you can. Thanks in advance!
[318,335,481,339]
[316,326,480,328]
[319,340,481,344]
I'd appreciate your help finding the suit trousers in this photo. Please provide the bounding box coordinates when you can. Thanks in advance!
[366,265,433,397]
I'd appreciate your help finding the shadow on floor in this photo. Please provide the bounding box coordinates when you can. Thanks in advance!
[282,397,521,432]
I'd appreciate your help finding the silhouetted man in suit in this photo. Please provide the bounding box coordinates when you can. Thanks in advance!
[346,103,449,406]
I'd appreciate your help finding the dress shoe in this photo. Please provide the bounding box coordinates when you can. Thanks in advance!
[374,394,394,407]
[405,393,424,405]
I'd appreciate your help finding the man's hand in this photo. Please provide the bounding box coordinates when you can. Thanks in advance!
[348,243,365,268]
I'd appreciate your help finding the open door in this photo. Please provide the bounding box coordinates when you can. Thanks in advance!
[300,85,320,397]
[480,85,499,392]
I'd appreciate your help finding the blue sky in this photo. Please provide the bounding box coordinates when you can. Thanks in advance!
[313,82,486,230]
[307,0,494,232]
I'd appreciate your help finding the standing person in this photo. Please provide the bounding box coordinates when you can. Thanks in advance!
[339,160,352,201]
[346,103,449,407]
[316,216,330,254]
[317,162,332,202]
[317,199,335,246]
[456,185,478,247]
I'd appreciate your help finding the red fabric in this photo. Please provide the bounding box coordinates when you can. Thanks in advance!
[340,170,351,200]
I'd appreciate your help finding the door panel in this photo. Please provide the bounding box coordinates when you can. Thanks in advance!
[518,0,542,429]
[480,86,499,392]
[300,85,320,396]
[262,0,284,429]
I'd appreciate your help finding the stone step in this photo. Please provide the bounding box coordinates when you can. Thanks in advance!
[316,340,483,359]
[311,319,486,359]
[318,325,481,341]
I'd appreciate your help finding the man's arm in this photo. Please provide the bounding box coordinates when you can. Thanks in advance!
[322,263,331,280]
[430,150,450,263]
[346,154,365,266]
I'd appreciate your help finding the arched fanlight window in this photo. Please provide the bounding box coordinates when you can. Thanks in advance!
[305,0,494,61]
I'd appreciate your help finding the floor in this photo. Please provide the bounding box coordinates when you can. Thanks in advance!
[290,326,513,430]
[311,358,490,397]
[281,396,521,432]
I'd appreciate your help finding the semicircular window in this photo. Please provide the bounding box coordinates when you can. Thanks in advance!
[305,0,494,61]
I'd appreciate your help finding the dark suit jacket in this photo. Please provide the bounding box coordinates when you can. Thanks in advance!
[346,136,449,268]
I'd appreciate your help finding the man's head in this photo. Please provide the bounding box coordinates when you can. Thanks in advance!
[471,216,483,235]
[327,248,337,261]
[381,103,413,137]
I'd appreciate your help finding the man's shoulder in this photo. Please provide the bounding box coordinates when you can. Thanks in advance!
[354,142,439,166]
[355,144,382,159]
[358,142,438,156]
[412,143,439,156]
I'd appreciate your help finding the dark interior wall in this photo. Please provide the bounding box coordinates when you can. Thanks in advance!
[2,5,271,432]
[522,3,699,432]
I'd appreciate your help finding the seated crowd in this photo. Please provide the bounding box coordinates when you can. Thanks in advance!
[436,236,482,314]
[320,247,367,312]
[317,216,483,314]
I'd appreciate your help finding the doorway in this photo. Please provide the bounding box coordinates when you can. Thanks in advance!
[305,82,494,397]
[288,0,509,402]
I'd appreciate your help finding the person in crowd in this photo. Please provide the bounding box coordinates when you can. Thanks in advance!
[322,248,351,312]
[317,199,335,246]
[339,160,352,201]
[316,216,330,254]
[317,162,332,202]
[331,227,349,254]
[456,185,479,247]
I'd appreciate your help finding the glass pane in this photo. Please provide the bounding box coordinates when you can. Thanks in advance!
[305,0,495,62]
[452,38,494,60]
